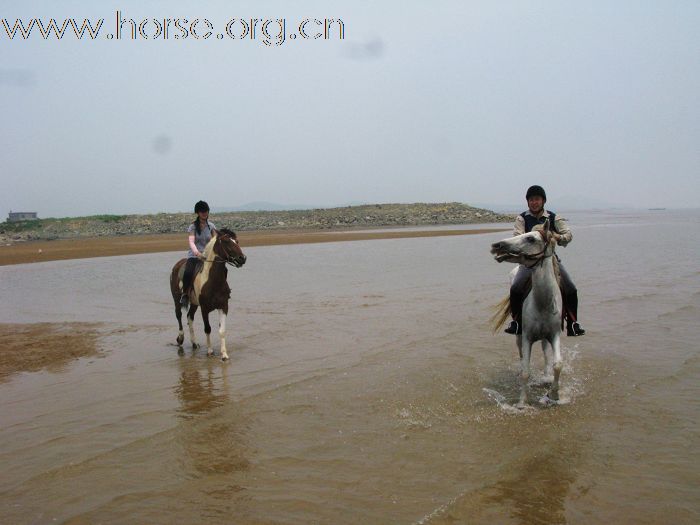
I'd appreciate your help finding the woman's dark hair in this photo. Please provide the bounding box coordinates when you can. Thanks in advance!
[192,217,209,235]
[194,200,210,213]
[193,200,210,235]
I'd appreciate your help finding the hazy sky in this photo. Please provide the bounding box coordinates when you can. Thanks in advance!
[2,0,699,218]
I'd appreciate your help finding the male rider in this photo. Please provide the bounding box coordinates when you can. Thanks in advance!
[504,185,586,336]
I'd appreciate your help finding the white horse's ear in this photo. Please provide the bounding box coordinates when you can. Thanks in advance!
[543,218,551,233]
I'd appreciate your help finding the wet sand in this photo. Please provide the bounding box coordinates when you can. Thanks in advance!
[0,227,507,266]
[0,323,102,381]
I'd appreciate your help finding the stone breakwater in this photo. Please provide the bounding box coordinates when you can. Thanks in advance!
[0,203,511,244]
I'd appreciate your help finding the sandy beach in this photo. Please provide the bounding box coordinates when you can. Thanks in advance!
[0,323,102,381]
[0,227,508,266]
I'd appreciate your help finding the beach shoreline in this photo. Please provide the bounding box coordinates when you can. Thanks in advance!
[0,227,508,266]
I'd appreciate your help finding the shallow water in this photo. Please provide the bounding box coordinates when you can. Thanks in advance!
[0,210,698,524]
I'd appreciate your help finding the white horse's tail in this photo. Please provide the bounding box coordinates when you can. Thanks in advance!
[490,295,511,333]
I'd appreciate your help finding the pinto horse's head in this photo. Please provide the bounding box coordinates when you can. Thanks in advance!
[490,219,555,265]
[215,228,246,268]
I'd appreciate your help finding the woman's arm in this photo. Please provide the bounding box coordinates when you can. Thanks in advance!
[188,234,202,257]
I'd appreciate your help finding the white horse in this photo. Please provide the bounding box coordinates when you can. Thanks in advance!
[490,220,563,407]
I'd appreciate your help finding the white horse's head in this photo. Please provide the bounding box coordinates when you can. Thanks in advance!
[490,220,555,265]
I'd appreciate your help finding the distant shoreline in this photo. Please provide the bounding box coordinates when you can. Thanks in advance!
[0,227,508,266]
[0,202,512,246]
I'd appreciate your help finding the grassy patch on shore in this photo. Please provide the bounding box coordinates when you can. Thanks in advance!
[1,215,127,233]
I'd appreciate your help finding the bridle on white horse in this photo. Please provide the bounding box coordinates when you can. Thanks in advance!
[520,229,554,268]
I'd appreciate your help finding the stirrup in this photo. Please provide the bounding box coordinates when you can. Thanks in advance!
[504,320,521,335]
[567,322,585,336]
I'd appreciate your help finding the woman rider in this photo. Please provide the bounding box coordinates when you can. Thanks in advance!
[180,200,217,308]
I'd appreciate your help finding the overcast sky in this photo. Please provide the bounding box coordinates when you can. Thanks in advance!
[2,0,698,218]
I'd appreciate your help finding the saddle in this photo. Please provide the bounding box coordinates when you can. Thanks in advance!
[177,259,204,292]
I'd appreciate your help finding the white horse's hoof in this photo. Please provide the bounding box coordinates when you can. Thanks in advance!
[221,355,229,362]
[539,395,554,406]
[516,402,528,410]
[540,390,560,405]
[207,351,214,358]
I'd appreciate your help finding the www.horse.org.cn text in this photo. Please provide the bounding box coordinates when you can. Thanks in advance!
[1,12,345,47]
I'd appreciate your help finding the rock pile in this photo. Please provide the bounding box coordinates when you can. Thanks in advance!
[0,203,512,244]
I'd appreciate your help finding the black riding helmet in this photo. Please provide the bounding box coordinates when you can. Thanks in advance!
[525,185,546,202]
[194,200,210,213]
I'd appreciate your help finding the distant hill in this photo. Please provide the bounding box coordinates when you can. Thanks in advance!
[214,202,320,212]
[0,202,511,244]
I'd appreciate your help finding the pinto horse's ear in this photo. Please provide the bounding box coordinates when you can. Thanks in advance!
[543,217,551,233]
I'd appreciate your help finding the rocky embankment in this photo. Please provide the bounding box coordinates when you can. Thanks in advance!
[0,203,511,244]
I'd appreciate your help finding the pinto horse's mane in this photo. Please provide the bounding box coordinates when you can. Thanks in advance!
[218,228,237,239]
[200,228,238,259]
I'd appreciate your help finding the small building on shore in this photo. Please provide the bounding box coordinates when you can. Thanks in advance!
[8,211,38,222]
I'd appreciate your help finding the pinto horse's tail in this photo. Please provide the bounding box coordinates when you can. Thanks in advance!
[490,295,512,333]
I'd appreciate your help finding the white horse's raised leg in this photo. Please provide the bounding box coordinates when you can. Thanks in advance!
[518,336,532,408]
[542,340,554,383]
[549,333,563,401]
[218,310,228,361]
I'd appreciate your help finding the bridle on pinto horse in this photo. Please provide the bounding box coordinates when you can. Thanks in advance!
[208,234,245,267]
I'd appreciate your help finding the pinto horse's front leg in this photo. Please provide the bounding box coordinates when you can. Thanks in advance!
[201,309,214,357]
[187,304,199,349]
[218,309,228,361]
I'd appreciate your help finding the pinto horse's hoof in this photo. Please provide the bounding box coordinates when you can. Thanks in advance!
[176,335,184,346]
[192,343,199,350]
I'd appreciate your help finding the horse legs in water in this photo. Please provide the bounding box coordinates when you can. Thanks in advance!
[175,303,185,347]
[542,340,555,383]
[202,309,229,361]
[187,304,200,349]
[547,333,563,401]
[202,310,213,358]
[218,310,228,361]
[517,335,532,408]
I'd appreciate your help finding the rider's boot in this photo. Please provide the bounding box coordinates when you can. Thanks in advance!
[504,320,522,335]
[504,291,524,335]
[180,290,189,309]
[567,320,585,336]
[564,291,585,336]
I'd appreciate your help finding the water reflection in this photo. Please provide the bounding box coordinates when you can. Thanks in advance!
[484,441,578,525]
[174,358,251,477]
[175,358,227,418]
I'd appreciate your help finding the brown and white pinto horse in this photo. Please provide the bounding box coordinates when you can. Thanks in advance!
[169,228,246,361]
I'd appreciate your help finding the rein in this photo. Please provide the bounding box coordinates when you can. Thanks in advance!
[204,236,243,267]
